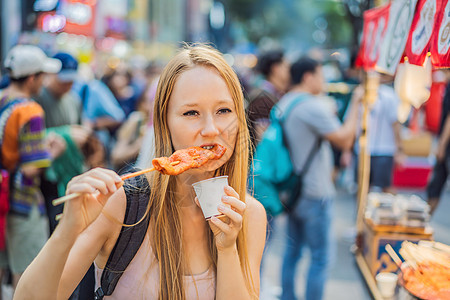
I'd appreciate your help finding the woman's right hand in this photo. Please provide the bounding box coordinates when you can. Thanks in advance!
[59,168,123,237]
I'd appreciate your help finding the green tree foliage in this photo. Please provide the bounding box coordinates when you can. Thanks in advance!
[225,0,366,51]
[226,0,264,20]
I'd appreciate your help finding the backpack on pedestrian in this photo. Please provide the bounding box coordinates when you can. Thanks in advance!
[0,97,26,250]
[251,94,321,216]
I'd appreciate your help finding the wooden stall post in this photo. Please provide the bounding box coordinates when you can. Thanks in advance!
[356,71,380,236]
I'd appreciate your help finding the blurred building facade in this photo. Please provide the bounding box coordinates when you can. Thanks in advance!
[0,0,215,68]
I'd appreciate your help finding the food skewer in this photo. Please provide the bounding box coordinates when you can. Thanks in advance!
[52,143,226,208]
[419,240,450,256]
[51,160,184,207]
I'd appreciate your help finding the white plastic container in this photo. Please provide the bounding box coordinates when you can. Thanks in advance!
[376,272,398,298]
[192,176,228,220]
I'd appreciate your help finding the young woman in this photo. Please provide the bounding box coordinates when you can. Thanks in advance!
[14,45,266,300]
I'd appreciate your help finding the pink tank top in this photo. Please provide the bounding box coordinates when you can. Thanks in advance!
[94,235,216,299]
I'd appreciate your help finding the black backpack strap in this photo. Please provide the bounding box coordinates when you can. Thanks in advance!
[279,95,323,212]
[94,171,151,299]
[299,138,323,178]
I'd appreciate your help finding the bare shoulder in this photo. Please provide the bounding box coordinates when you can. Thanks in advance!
[243,194,266,277]
[244,194,267,234]
[245,194,267,222]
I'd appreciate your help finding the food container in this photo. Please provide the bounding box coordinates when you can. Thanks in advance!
[398,285,422,300]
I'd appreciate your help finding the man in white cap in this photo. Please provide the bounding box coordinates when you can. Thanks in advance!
[0,44,65,293]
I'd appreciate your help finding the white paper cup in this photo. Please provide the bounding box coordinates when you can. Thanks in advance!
[376,272,398,298]
[192,176,228,220]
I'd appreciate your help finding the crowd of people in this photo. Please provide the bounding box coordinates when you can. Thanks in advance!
[0,42,447,300]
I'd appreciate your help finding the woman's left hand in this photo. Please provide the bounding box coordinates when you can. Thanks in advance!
[207,186,246,252]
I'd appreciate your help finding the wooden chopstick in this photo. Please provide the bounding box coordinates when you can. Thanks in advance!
[52,155,201,208]
[52,193,81,206]
[120,167,155,180]
[385,244,403,268]
[51,163,177,207]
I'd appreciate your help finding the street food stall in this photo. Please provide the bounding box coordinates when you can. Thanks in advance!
[353,0,450,299]
[394,241,450,299]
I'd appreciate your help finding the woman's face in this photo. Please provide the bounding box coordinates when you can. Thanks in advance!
[167,66,238,174]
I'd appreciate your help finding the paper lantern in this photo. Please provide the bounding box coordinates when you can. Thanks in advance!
[394,60,432,109]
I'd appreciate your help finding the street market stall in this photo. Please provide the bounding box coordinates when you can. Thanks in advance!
[354,0,450,299]
[395,241,450,299]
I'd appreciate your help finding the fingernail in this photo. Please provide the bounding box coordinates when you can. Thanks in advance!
[115,175,122,182]
[222,195,229,202]
[218,204,226,211]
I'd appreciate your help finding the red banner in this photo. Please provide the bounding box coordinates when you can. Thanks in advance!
[59,0,96,37]
[430,0,450,67]
[404,0,440,66]
[355,4,391,70]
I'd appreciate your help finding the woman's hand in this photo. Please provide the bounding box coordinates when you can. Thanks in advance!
[207,186,246,252]
[59,168,123,237]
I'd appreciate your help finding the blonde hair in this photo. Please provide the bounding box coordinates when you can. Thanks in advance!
[141,44,256,299]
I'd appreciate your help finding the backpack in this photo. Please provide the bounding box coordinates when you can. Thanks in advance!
[251,94,321,216]
[93,171,151,299]
[0,98,26,250]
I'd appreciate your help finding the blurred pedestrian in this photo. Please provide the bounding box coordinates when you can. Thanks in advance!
[132,62,163,170]
[0,75,10,89]
[246,50,290,148]
[35,52,82,128]
[102,66,141,118]
[278,57,361,300]
[327,54,362,185]
[34,52,83,233]
[427,71,450,215]
[359,74,405,193]
[72,79,125,164]
[0,44,65,294]
[110,110,145,172]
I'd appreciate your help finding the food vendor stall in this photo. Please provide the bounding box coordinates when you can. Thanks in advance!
[353,0,450,299]
[387,241,450,299]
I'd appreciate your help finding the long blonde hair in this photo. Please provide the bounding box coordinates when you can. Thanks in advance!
[143,44,256,299]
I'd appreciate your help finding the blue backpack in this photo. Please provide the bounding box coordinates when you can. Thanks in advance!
[251,94,321,216]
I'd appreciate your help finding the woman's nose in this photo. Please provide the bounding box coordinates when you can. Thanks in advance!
[200,115,220,137]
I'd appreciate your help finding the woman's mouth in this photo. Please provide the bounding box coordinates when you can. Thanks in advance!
[201,145,214,150]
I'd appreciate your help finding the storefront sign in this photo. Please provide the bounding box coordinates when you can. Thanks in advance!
[355,4,391,70]
[377,0,418,75]
[59,0,96,36]
[430,0,450,67]
[404,0,439,65]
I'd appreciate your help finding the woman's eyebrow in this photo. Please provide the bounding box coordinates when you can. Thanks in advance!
[180,99,233,108]
[216,99,234,105]
[181,103,199,108]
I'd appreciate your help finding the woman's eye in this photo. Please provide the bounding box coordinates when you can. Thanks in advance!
[218,108,232,114]
[183,110,199,116]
